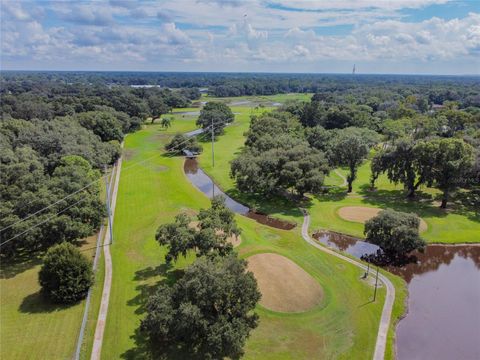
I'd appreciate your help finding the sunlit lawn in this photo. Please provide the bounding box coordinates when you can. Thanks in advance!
[100,113,405,359]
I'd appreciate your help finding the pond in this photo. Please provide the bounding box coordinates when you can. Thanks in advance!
[184,158,295,230]
[313,231,480,360]
[184,153,480,359]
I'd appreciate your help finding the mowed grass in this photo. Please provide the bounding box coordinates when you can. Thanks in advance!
[310,160,480,244]
[101,118,405,359]
[198,105,479,244]
[0,232,101,360]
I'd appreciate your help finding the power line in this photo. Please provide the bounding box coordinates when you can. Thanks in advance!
[0,120,225,234]
[0,196,89,248]
[0,120,228,246]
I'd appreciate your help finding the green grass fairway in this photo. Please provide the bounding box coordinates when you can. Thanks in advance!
[309,160,480,244]
[101,117,406,359]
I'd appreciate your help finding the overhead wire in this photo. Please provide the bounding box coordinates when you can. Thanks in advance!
[0,118,229,247]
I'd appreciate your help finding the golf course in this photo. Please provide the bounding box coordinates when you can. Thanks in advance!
[99,98,409,359]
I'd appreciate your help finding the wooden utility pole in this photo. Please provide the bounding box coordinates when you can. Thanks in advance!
[211,118,215,197]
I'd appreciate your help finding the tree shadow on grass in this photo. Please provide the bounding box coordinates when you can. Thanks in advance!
[127,265,184,316]
[358,187,447,219]
[358,184,480,222]
[121,327,210,360]
[19,291,71,314]
[0,251,43,279]
[225,188,306,220]
[312,187,348,203]
[122,265,209,360]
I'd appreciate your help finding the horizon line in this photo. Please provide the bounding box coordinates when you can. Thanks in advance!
[1,68,479,77]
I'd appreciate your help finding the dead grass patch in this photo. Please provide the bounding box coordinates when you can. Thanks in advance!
[247,253,323,313]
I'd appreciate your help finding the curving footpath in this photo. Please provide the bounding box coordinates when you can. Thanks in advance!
[90,154,123,360]
[334,169,348,187]
[301,210,395,360]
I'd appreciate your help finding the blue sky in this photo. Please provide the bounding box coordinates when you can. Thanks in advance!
[1,0,479,74]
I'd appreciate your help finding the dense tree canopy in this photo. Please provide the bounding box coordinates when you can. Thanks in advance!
[0,153,105,256]
[414,138,475,208]
[155,197,240,263]
[231,112,330,197]
[196,102,234,135]
[141,255,260,359]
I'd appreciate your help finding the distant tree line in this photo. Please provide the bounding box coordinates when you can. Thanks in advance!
[2,72,479,108]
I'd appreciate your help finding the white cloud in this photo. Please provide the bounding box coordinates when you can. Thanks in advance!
[270,0,453,11]
[1,0,478,73]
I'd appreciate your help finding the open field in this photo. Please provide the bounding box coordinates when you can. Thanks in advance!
[0,232,101,360]
[100,115,406,359]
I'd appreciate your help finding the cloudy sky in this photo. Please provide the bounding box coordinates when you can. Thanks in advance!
[1,0,479,74]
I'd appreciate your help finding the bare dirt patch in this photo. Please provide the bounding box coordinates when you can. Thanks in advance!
[247,253,323,312]
[337,206,428,232]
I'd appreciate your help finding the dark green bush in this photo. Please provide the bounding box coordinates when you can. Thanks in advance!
[39,242,94,304]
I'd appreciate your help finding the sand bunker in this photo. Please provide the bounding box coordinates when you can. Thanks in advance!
[337,206,428,232]
[247,253,323,312]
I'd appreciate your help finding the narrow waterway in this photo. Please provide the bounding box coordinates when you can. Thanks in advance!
[313,231,480,360]
[184,158,295,230]
[184,156,480,359]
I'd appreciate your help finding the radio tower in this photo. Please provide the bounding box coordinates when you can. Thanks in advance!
[352,64,356,75]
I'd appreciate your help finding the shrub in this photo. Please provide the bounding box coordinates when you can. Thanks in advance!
[38,242,94,304]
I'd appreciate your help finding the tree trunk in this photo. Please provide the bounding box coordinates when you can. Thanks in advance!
[440,189,449,209]
[347,181,353,193]
[406,187,415,198]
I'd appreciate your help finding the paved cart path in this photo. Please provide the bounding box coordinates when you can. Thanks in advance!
[301,211,395,360]
[90,155,123,360]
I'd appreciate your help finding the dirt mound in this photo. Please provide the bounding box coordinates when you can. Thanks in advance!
[247,253,323,312]
[337,206,428,232]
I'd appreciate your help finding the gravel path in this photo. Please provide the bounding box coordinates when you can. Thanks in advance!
[301,210,395,360]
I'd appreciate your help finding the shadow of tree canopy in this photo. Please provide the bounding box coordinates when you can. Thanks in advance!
[358,186,480,223]
[225,187,306,220]
[0,251,43,279]
[122,264,189,359]
[312,187,348,202]
[19,291,72,314]
[358,188,447,219]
